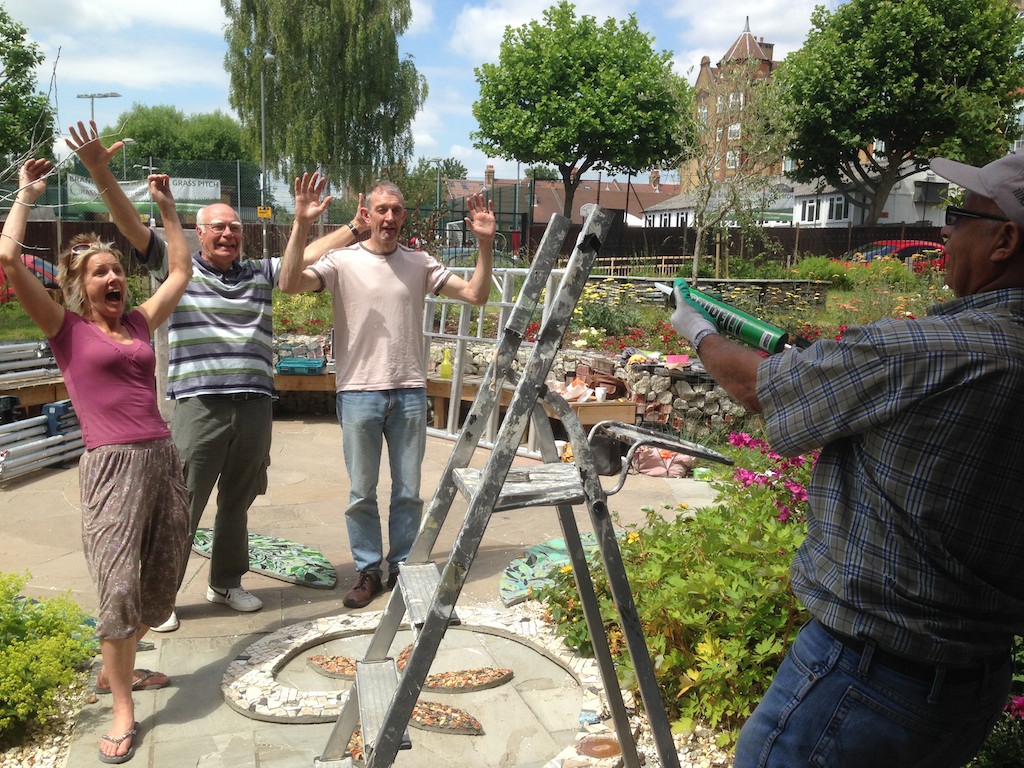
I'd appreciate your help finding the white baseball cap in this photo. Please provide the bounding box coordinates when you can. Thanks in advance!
[931,153,1024,229]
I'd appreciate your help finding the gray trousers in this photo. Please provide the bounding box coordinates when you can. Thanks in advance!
[171,395,272,589]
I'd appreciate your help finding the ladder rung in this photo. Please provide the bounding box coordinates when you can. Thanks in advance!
[398,562,461,630]
[355,659,412,753]
[453,463,585,510]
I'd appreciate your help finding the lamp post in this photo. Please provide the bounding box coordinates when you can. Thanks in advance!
[260,54,276,259]
[120,138,136,181]
[428,157,442,210]
[133,159,158,225]
[76,92,121,122]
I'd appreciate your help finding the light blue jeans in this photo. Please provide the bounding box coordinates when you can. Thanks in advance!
[734,618,1011,767]
[337,388,427,575]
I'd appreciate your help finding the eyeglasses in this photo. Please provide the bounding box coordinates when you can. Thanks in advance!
[203,220,243,234]
[70,242,98,255]
[944,206,1010,227]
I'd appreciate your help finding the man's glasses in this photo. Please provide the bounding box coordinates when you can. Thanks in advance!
[203,220,243,234]
[944,206,1010,227]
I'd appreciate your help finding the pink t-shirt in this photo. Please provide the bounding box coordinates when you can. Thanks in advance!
[49,310,171,449]
[310,243,452,392]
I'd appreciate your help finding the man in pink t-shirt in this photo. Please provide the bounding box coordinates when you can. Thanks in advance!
[280,176,495,608]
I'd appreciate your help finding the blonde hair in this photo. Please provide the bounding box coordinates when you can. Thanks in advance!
[57,233,128,316]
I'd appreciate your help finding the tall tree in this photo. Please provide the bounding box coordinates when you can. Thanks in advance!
[473,1,690,218]
[222,0,427,194]
[777,0,1024,224]
[0,6,56,171]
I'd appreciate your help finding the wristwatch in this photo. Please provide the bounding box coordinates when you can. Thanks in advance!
[692,328,719,351]
[347,222,359,237]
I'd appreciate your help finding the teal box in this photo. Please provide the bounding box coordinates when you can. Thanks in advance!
[275,357,326,375]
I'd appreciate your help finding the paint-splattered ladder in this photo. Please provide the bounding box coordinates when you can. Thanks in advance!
[315,207,732,768]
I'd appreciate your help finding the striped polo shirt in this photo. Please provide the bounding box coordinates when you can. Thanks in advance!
[137,232,281,399]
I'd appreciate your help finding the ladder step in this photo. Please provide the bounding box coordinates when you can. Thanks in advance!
[398,562,461,630]
[355,659,412,754]
[453,463,586,510]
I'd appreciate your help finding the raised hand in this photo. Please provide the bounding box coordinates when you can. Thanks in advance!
[464,193,496,241]
[293,172,332,224]
[147,174,175,207]
[18,158,53,205]
[65,120,124,171]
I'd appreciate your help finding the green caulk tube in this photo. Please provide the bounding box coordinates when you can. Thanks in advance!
[660,279,791,354]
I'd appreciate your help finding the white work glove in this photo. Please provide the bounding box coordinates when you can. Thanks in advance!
[671,285,719,350]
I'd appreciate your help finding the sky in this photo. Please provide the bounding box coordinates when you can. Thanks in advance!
[12,0,840,185]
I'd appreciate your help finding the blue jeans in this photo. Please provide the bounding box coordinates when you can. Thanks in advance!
[337,388,426,575]
[734,619,1011,768]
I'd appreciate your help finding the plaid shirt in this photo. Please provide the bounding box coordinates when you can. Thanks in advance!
[758,288,1024,666]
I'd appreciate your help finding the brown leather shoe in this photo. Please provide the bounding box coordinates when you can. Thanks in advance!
[343,571,383,608]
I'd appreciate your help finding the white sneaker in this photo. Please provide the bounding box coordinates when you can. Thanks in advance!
[150,609,179,632]
[206,586,263,612]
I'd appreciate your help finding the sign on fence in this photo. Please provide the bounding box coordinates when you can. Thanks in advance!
[66,174,222,215]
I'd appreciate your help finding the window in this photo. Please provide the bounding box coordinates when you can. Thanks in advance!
[728,123,741,141]
[827,196,849,221]
[801,199,821,222]
[698,105,708,126]
[716,94,725,112]
[873,138,887,154]
[726,150,739,169]
[729,92,743,110]
[716,126,724,143]
[783,156,798,174]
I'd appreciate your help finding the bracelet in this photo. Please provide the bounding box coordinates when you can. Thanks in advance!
[692,328,719,351]
[347,222,359,238]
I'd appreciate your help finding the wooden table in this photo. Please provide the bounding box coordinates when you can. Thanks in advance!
[0,376,69,415]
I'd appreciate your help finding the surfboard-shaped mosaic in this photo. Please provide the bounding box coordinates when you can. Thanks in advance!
[192,528,337,589]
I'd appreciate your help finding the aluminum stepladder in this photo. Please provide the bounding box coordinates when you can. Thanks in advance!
[315,206,733,768]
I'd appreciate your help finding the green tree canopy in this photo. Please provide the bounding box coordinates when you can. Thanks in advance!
[0,6,56,172]
[98,104,261,208]
[525,164,558,181]
[776,0,1024,223]
[472,1,690,217]
[222,0,427,195]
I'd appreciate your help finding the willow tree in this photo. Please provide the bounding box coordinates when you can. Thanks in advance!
[777,0,1024,224]
[473,1,691,218]
[222,0,427,194]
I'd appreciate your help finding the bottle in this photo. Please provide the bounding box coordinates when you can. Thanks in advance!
[439,348,453,379]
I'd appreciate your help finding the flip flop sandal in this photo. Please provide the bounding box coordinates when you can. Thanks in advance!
[98,721,138,764]
[95,668,171,695]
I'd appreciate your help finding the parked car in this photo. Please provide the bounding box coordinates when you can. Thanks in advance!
[841,239,946,273]
[0,254,60,302]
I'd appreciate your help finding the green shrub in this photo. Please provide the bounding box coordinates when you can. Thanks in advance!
[0,572,95,745]
[537,432,815,746]
[790,255,855,289]
[573,279,645,337]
